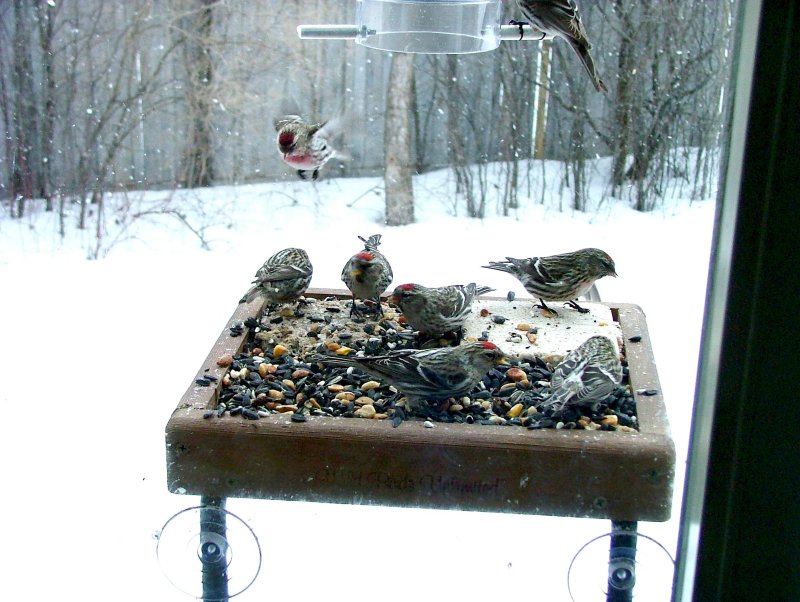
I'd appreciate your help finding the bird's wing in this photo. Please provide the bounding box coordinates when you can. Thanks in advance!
[308,121,328,137]
[532,257,556,283]
[259,263,311,281]
[537,0,587,43]
[354,350,425,381]
[534,252,583,285]
[274,115,303,131]
[416,362,466,392]
[550,350,587,390]
[572,363,616,404]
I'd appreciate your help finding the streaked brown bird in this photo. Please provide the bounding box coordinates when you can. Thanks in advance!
[341,234,393,318]
[389,282,495,338]
[545,335,622,411]
[483,247,616,315]
[516,0,607,93]
[239,247,313,305]
[313,341,505,414]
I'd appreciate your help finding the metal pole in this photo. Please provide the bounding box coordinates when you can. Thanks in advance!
[607,520,637,602]
[200,496,229,602]
[296,25,370,39]
[295,24,548,41]
[500,24,550,41]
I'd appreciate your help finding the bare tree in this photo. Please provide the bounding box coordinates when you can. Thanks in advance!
[0,0,735,226]
[9,0,39,216]
[177,0,216,187]
[384,52,415,226]
[47,1,182,257]
[532,40,551,161]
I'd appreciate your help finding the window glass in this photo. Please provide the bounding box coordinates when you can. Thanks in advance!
[0,1,736,599]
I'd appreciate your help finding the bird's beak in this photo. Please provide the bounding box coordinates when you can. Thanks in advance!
[387,295,399,305]
[350,269,362,278]
[611,271,618,278]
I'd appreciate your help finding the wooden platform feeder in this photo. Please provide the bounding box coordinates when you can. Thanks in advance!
[165,290,675,523]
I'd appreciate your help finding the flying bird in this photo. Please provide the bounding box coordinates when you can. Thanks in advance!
[274,114,341,181]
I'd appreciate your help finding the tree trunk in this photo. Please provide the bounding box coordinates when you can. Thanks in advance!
[533,41,551,160]
[384,52,415,226]
[181,0,215,188]
[11,0,40,215]
[610,0,634,189]
[36,0,57,210]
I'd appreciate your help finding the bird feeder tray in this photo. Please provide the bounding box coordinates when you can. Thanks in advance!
[165,290,674,521]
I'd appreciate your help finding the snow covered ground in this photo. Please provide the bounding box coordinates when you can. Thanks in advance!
[0,164,715,601]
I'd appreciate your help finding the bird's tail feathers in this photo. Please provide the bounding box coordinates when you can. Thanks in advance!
[571,41,608,93]
[310,353,351,367]
[359,234,383,250]
[239,285,260,304]
[482,261,514,274]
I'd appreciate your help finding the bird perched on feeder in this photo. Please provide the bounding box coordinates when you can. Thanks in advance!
[313,341,505,416]
[482,247,616,315]
[341,234,393,318]
[239,247,313,305]
[544,335,622,412]
[389,282,495,339]
[514,0,607,93]
[274,114,340,181]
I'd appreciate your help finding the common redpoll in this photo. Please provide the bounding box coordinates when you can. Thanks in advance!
[274,114,339,181]
[313,341,505,413]
[545,335,622,411]
[483,248,616,315]
[515,0,607,93]
[389,283,495,338]
[239,247,313,305]
[341,234,393,318]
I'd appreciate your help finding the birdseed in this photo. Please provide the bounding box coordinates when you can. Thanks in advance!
[204,296,638,431]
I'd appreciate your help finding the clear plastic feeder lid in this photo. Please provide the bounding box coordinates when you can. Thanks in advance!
[355,0,503,54]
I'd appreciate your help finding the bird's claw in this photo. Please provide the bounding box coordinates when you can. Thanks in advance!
[566,300,590,313]
[509,19,528,41]
[536,301,558,317]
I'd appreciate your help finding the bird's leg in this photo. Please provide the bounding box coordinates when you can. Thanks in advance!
[311,169,319,181]
[350,297,371,320]
[372,296,384,319]
[296,169,308,181]
[349,295,362,318]
[536,299,559,316]
[509,19,528,40]
[566,300,590,313]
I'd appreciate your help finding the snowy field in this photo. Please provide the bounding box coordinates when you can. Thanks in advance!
[0,163,715,601]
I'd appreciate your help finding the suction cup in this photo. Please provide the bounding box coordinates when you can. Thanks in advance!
[567,528,674,602]
[156,504,262,600]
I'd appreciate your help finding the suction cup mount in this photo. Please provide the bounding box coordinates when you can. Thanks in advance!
[567,521,674,602]
[157,498,262,600]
